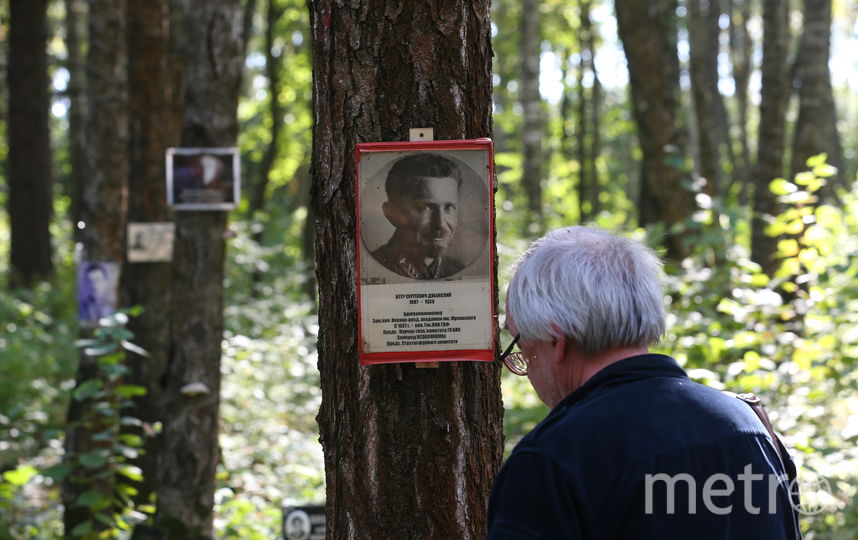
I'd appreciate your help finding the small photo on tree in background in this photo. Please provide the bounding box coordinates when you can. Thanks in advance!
[166,147,241,210]
[77,261,120,325]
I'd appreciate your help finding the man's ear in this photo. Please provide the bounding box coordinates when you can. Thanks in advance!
[551,334,567,366]
[382,201,404,227]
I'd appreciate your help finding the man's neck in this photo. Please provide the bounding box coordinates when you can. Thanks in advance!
[562,346,650,400]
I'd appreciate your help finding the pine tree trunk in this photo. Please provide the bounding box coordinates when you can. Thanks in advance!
[310,1,504,537]
[752,0,790,276]
[616,0,694,259]
[123,0,180,509]
[65,0,88,241]
[790,0,843,199]
[62,0,129,535]
[154,1,243,537]
[7,0,53,287]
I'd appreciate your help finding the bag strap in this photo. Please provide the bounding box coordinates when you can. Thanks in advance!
[734,392,786,467]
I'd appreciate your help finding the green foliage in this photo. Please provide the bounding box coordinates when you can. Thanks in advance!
[61,312,151,539]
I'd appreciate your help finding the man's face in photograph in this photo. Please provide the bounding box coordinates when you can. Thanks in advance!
[388,175,459,259]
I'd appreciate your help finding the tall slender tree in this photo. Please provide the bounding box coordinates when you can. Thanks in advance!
[310,1,504,537]
[616,0,694,259]
[65,0,88,239]
[790,0,843,199]
[752,0,791,276]
[520,0,543,226]
[728,0,753,205]
[688,0,728,199]
[62,0,129,535]
[7,0,53,287]
[155,0,243,536]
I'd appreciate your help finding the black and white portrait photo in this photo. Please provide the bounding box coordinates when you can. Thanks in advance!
[356,141,495,362]
[359,150,490,284]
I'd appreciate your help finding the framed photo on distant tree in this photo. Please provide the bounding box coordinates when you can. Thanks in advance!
[166,147,240,210]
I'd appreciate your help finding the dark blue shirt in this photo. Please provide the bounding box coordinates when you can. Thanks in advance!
[487,354,801,539]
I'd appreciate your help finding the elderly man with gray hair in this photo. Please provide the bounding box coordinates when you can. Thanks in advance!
[488,226,801,539]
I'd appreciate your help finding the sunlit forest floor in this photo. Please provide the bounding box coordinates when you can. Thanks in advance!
[3,171,858,538]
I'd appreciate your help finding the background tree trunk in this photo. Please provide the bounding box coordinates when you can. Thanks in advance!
[154,0,243,537]
[310,1,504,537]
[520,0,543,228]
[7,0,53,287]
[688,0,727,198]
[752,0,791,276]
[123,0,180,510]
[790,0,843,199]
[728,0,753,206]
[62,0,129,535]
[65,0,88,241]
[616,0,694,259]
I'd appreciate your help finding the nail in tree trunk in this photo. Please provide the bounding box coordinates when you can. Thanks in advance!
[7,0,53,287]
[310,1,504,537]
[154,0,242,537]
[616,0,694,259]
[752,0,790,277]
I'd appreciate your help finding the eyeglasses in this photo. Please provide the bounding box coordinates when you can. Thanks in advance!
[499,333,528,376]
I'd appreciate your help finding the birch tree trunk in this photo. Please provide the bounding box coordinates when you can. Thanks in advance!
[310,1,504,537]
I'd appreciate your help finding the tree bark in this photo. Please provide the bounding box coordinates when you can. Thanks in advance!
[752,0,791,276]
[7,0,53,287]
[790,0,843,199]
[62,0,129,535]
[616,0,694,259]
[728,0,753,206]
[688,0,727,198]
[310,1,504,538]
[520,0,543,226]
[65,0,88,241]
[154,1,242,537]
[123,0,181,510]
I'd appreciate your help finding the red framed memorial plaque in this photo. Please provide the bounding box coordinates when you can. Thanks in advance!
[356,139,495,366]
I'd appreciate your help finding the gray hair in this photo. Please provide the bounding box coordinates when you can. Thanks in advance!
[507,226,665,356]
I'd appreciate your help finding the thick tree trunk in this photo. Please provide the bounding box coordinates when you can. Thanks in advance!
[520,0,543,226]
[310,1,504,538]
[7,0,53,287]
[154,1,242,537]
[65,0,88,241]
[616,0,694,259]
[752,0,791,276]
[790,0,843,199]
[688,0,726,198]
[62,0,129,536]
[123,0,180,509]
